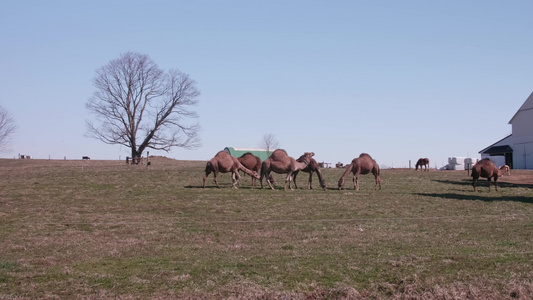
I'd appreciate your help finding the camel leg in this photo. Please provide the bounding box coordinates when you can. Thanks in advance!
[213,171,220,188]
[293,171,299,189]
[203,175,208,188]
[354,175,360,191]
[472,177,478,191]
[375,175,382,190]
[203,171,211,188]
[231,172,240,189]
[259,170,265,188]
[285,172,294,191]
[268,179,275,190]
[265,171,275,190]
[308,172,313,189]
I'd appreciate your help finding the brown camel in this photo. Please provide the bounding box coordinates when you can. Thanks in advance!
[203,151,260,188]
[471,158,499,192]
[260,149,314,190]
[292,156,326,190]
[338,153,381,191]
[415,158,430,171]
[237,152,275,186]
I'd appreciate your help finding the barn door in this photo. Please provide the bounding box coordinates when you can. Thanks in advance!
[505,153,513,169]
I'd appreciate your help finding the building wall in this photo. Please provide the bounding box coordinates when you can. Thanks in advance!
[512,142,533,169]
[511,107,533,169]
[512,109,533,143]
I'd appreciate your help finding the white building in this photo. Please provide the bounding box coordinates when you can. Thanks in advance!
[479,91,533,169]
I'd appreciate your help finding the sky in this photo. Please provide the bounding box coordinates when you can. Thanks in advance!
[1,0,532,168]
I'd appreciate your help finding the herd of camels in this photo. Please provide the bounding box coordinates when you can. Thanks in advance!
[203,150,506,192]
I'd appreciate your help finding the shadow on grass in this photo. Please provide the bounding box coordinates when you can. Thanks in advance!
[419,192,533,204]
[433,179,533,190]
[185,185,259,190]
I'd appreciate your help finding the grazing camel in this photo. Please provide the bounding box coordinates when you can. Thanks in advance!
[237,152,275,186]
[260,149,314,190]
[203,151,260,188]
[415,158,430,171]
[499,165,510,176]
[338,153,381,191]
[471,158,499,192]
[292,155,326,190]
[237,152,262,186]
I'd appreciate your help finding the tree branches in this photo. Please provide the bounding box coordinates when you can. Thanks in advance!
[0,106,16,153]
[86,52,200,159]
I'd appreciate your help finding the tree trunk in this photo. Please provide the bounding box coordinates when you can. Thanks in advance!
[131,148,141,164]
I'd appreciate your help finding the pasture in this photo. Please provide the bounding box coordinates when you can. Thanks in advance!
[1,157,532,299]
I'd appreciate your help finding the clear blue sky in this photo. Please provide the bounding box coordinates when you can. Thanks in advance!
[1,0,532,168]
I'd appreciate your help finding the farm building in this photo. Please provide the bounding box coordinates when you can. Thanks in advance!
[223,147,272,162]
[479,91,533,169]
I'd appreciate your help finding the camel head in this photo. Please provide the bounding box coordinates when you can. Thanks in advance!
[319,179,327,190]
[338,178,345,190]
[297,152,315,165]
[252,171,260,180]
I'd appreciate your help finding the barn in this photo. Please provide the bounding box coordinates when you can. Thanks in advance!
[223,147,273,162]
[479,91,533,169]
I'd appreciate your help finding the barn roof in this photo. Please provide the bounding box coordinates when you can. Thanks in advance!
[224,147,272,162]
[480,145,513,155]
[509,91,533,124]
[479,134,512,154]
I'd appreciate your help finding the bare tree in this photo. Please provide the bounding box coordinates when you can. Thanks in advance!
[0,105,16,153]
[259,134,280,155]
[86,52,200,163]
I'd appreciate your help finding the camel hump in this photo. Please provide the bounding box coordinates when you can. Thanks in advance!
[215,150,229,157]
[359,153,373,159]
[270,149,288,160]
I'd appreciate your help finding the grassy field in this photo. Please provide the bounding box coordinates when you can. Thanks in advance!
[1,157,532,299]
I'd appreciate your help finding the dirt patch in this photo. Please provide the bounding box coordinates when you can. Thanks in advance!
[498,170,533,185]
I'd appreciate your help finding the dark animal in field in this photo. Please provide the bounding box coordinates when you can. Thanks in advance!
[292,155,326,190]
[471,158,499,192]
[338,153,381,191]
[260,149,314,190]
[415,158,429,171]
[203,151,259,188]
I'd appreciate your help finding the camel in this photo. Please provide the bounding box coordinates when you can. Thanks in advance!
[292,155,326,190]
[471,158,499,192]
[260,149,314,190]
[415,158,430,171]
[203,151,260,188]
[237,152,275,186]
[338,153,381,191]
[499,165,510,176]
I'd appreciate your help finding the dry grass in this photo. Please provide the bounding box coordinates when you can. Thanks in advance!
[1,157,532,299]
